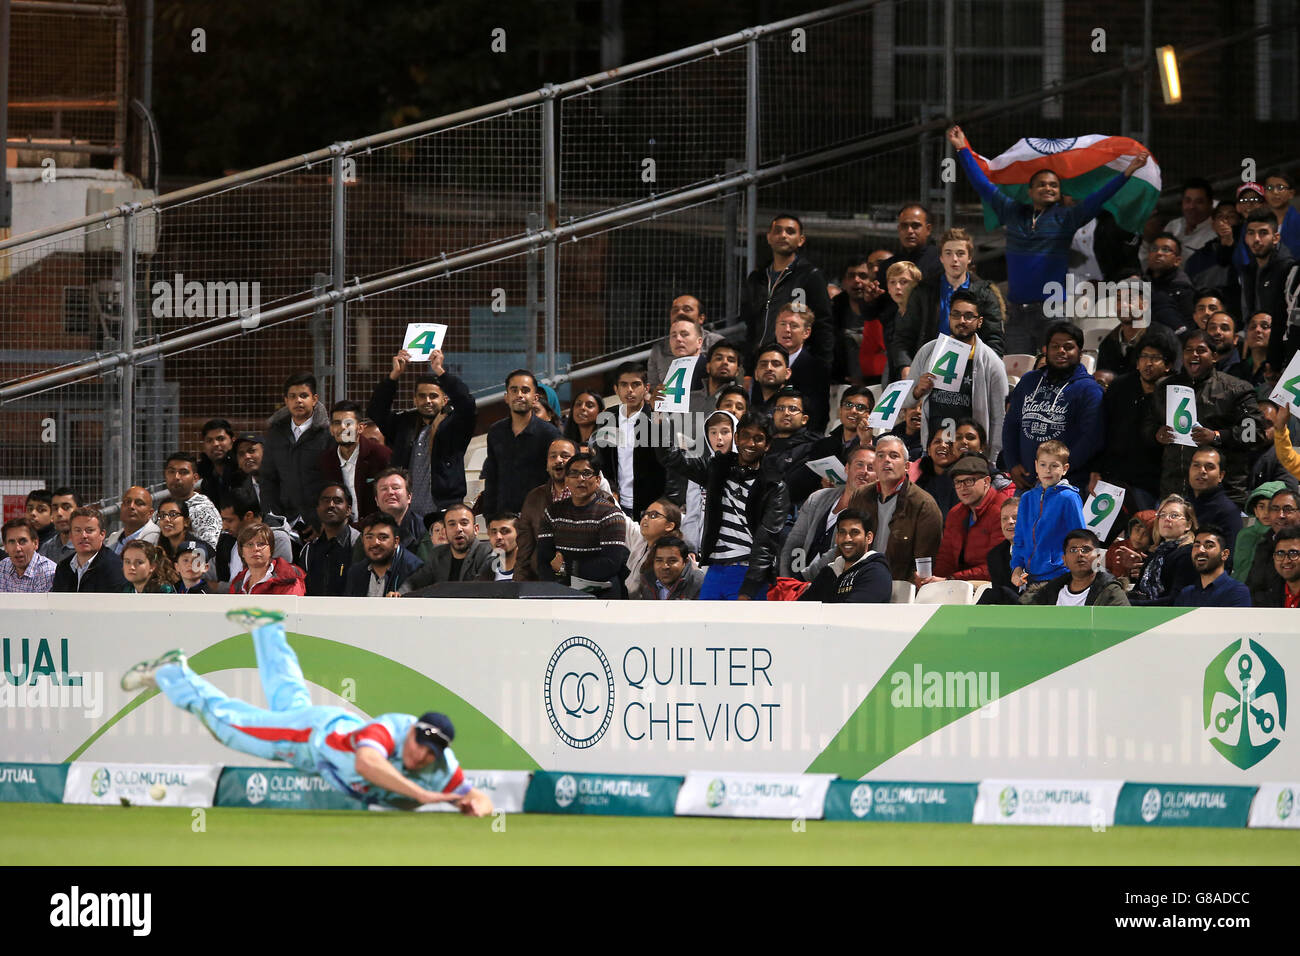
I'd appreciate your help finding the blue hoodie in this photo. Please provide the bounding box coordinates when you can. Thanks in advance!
[1011,480,1087,582]
[1002,362,1105,488]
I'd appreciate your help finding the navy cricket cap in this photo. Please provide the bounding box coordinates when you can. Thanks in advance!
[414,712,455,751]
[174,539,214,562]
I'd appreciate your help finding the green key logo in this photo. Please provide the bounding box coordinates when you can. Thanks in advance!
[998,785,1018,817]
[90,767,111,797]
[1203,638,1287,770]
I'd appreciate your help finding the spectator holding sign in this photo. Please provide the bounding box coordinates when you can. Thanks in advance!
[1003,322,1105,491]
[1094,334,1172,513]
[647,295,721,387]
[368,349,476,516]
[1151,329,1266,507]
[891,228,1006,375]
[902,289,1008,464]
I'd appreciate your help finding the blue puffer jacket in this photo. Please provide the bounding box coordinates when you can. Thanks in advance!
[1010,480,1086,582]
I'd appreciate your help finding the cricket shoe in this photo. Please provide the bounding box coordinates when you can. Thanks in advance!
[226,607,286,631]
[120,649,186,692]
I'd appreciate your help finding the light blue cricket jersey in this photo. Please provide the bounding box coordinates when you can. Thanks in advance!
[311,711,464,809]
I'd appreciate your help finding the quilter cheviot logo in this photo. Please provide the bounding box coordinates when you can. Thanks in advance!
[1203,637,1287,770]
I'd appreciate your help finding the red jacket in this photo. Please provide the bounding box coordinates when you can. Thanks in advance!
[935,484,1012,580]
[230,557,307,595]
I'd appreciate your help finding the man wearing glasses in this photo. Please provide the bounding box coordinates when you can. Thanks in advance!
[1243,489,1300,600]
[1251,526,1300,609]
[1260,170,1300,251]
[921,453,1013,585]
[785,386,875,505]
[536,453,629,596]
[904,290,1008,463]
[1023,528,1130,606]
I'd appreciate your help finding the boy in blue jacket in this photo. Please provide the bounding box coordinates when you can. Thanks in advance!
[1011,439,1087,591]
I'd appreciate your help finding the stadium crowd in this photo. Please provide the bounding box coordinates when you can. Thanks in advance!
[4,136,1300,608]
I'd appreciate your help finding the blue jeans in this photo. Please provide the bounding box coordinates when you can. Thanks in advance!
[699,564,768,600]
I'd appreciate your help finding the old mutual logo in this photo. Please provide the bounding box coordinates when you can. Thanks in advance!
[554,774,577,809]
[850,784,873,818]
[1278,789,1294,821]
[1140,788,1162,823]
[245,772,268,805]
[706,779,727,809]
[544,636,615,749]
[90,767,111,797]
[1203,637,1287,770]
[998,786,1018,817]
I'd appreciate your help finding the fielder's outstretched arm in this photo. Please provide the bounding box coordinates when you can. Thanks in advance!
[354,747,493,816]
[355,747,461,807]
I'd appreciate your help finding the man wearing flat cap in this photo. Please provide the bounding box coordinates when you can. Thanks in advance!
[920,452,1014,586]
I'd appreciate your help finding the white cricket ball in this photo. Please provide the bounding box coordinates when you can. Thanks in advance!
[149,784,167,801]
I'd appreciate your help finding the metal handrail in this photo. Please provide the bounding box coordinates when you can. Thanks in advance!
[0,0,882,252]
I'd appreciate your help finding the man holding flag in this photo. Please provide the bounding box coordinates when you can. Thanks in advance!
[947,126,1152,355]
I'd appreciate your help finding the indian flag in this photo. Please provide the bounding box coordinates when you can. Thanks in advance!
[969,135,1162,235]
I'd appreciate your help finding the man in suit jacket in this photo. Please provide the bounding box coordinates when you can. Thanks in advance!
[594,362,671,520]
[398,504,495,593]
[773,302,830,434]
[51,508,129,593]
[318,400,392,523]
[344,513,424,597]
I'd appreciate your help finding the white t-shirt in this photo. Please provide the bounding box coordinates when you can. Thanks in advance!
[1056,582,1091,606]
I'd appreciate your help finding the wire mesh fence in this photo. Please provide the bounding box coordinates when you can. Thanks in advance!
[2,0,1298,519]
[7,1,127,160]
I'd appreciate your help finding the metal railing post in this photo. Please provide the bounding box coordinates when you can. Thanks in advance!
[542,93,558,381]
[943,0,955,229]
[119,210,136,496]
[745,35,759,277]
[330,151,347,401]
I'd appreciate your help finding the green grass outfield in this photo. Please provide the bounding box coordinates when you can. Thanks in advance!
[5,804,1297,864]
